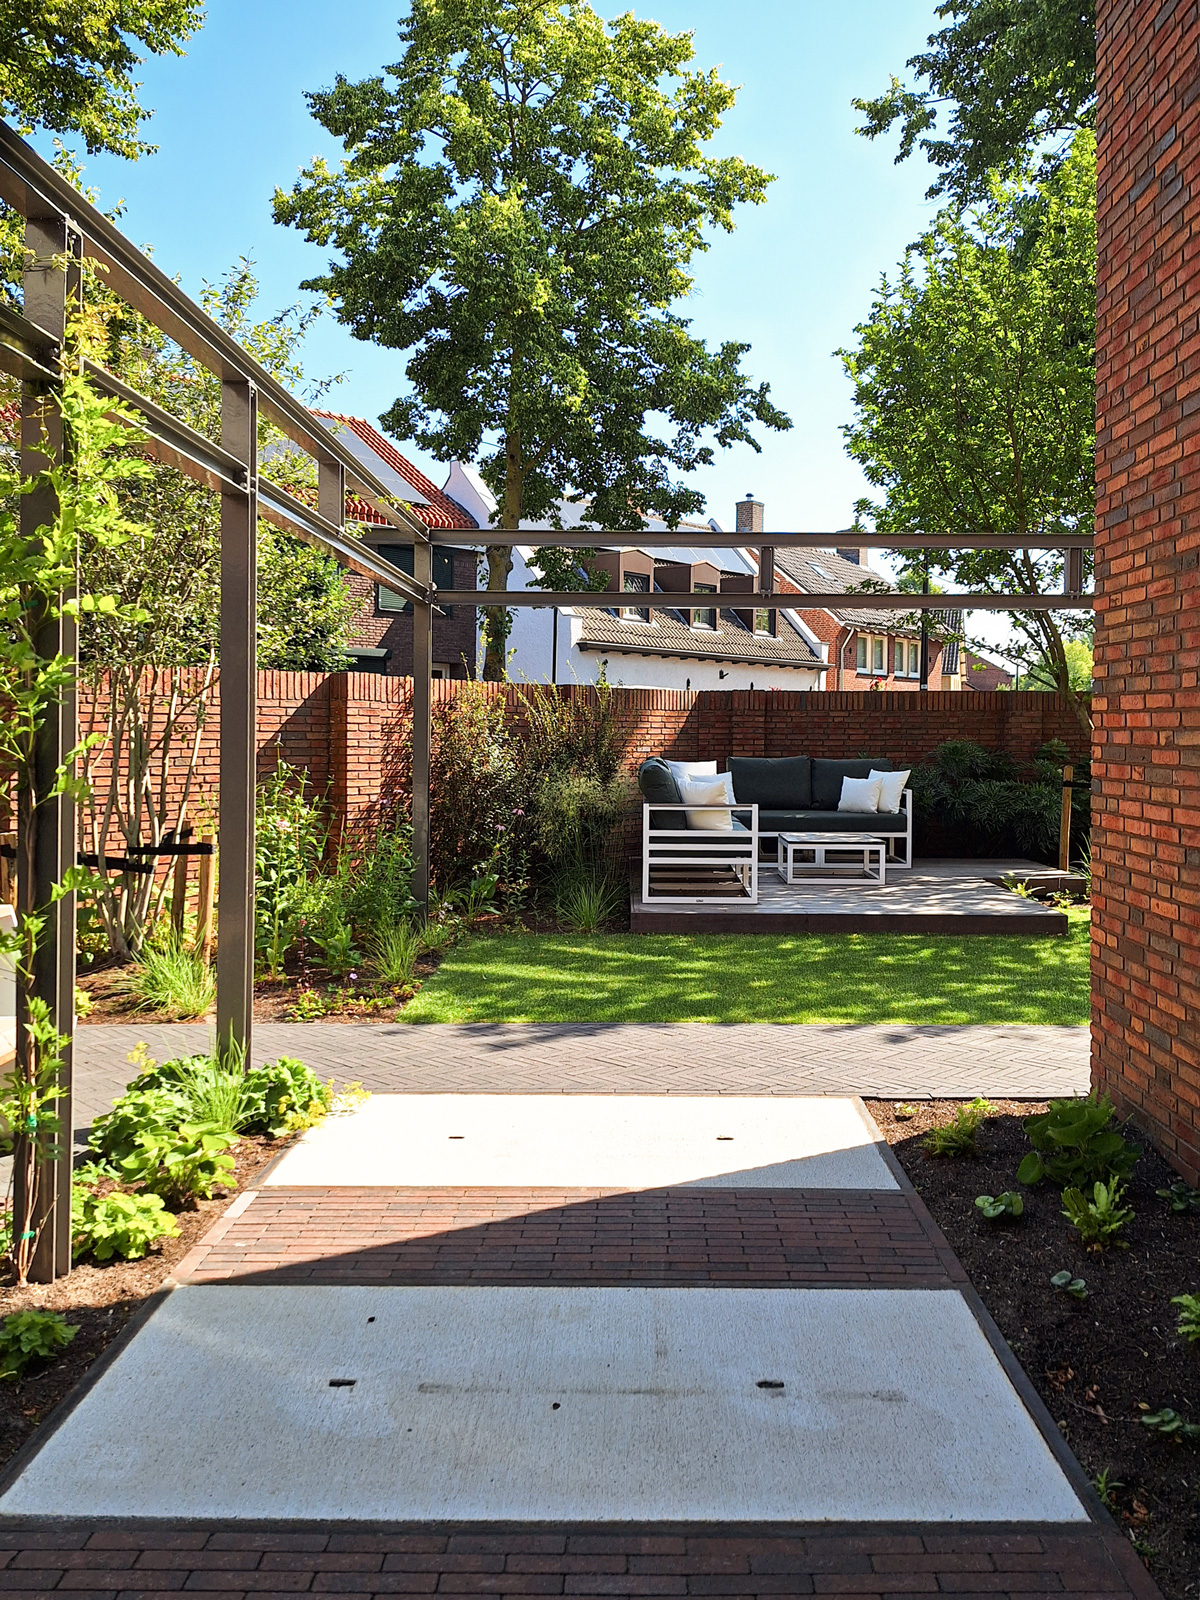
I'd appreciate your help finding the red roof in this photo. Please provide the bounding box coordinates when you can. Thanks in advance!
[311,410,477,532]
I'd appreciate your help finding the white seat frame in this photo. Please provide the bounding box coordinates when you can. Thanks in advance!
[641,803,760,905]
[754,790,913,870]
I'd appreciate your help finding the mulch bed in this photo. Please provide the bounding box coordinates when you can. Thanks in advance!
[0,1133,292,1474]
[867,1098,1200,1600]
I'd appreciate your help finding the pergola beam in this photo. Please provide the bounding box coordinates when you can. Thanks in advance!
[423,529,1093,551]
[439,590,1094,611]
[0,302,62,384]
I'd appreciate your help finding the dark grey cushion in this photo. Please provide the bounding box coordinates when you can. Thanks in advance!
[759,810,906,834]
[810,757,892,810]
[638,757,681,805]
[728,756,812,809]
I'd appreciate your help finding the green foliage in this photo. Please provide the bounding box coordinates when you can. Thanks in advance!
[129,935,214,1019]
[839,136,1096,720]
[0,0,203,159]
[71,1188,180,1262]
[922,1099,993,1158]
[909,738,1080,859]
[255,763,330,977]
[1158,1181,1200,1214]
[334,820,417,938]
[272,0,789,677]
[852,0,1095,206]
[1172,1294,1200,1346]
[311,918,359,979]
[0,1310,77,1381]
[90,1087,191,1162]
[1050,1269,1088,1301]
[371,921,423,987]
[1017,1094,1140,1188]
[1092,1468,1122,1510]
[240,1057,334,1139]
[116,1121,237,1207]
[553,870,625,934]
[975,1190,1024,1220]
[1140,1407,1200,1441]
[1061,1180,1133,1249]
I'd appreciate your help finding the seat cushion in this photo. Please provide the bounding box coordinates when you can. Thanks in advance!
[728,755,812,808]
[810,757,892,810]
[758,810,906,834]
[639,757,682,806]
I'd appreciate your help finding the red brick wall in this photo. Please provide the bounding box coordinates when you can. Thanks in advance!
[1093,0,1200,1182]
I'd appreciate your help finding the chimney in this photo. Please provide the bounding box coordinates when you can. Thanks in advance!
[736,493,764,536]
[836,546,861,566]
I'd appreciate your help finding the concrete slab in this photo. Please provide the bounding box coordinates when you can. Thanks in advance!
[0,1285,1086,1523]
[263,1093,898,1190]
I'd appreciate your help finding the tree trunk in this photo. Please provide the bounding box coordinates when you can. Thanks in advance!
[481,430,522,681]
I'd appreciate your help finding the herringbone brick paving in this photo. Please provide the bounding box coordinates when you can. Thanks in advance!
[0,1525,1157,1599]
[175,1188,964,1287]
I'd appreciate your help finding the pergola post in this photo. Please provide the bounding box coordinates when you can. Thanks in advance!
[411,538,433,907]
[215,379,258,1066]
[16,211,80,1283]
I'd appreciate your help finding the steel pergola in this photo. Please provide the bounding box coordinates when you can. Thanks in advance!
[0,118,1092,1281]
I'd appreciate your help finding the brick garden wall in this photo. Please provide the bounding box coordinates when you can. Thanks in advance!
[1093,0,1200,1181]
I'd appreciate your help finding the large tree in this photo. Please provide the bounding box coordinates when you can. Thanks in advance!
[273,0,790,679]
[0,0,203,159]
[838,135,1095,727]
[853,0,1094,205]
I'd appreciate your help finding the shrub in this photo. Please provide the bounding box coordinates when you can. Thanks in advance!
[1061,1180,1134,1249]
[922,1098,994,1157]
[72,1189,180,1262]
[0,1311,77,1381]
[1172,1294,1200,1345]
[909,738,1087,859]
[129,937,214,1020]
[116,1121,237,1207]
[1018,1094,1140,1187]
[337,818,417,936]
[255,762,329,977]
[90,1087,192,1162]
[241,1056,334,1138]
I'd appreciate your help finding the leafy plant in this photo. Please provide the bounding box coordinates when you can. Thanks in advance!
[975,1191,1024,1220]
[554,869,625,933]
[1018,1094,1140,1188]
[0,1311,78,1381]
[73,1158,117,1186]
[90,1087,192,1162]
[1093,1469,1123,1510]
[1140,1407,1200,1440]
[241,1057,334,1139]
[371,921,423,987]
[1050,1270,1088,1301]
[116,1122,237,1207]
[337,818,418,937]
[922,1098,993,1157]
[312,918,358,978]
[1171,1294,1200,1346]
[894,1104,917,1121]
[129,935,214,1020]
[1061,1180,1134,1249]
[71,1188,180,1262]
[254,762,329,977]
[1158,1180,1200,1214]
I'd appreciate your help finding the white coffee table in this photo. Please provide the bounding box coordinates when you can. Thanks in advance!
[776,832,887,886]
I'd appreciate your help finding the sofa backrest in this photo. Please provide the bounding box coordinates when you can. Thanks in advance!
[638,758,682,830]
[811,757,892,810]
[728,756,812,809]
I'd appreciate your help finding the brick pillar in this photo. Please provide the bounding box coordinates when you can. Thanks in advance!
[1093,0,1200,1181]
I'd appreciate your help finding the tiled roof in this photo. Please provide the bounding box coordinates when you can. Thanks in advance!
[775,549,962,642]
[311,410,477,531]
[573,603,824,669]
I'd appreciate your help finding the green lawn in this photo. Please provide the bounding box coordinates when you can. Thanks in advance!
[403,907,1090,1026]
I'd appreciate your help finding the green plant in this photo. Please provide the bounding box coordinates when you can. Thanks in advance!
[73,1158,117,1186]
[462,872,499,923]
[1092,1469,1123,1510]
[975,1191,1024,1220]
[90,1087,192,1162]
[71,1188,180,1262]
[129,935,214,1020]
[1140,1407,1200,1440]
[1061,1180,1134,1249]
[338,818,418,936]
[1158,1180,1200,1214]
[0,1311,78,1381]
[313,917,358,978]
[254,762,329,977]
[241,1057,334,1138]
[1050,1269,1088,1300]
[371,921,423,987]
[1018,1094,1140,1188]
[554,869,625,933]
[1171,1294,1200,1345]
[1004,878,1033,899]
[922,1098,994,1157]
[894,1104,917,1120]
[116,1121,237,1207]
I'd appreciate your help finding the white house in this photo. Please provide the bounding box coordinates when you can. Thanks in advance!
[441,464,828,691]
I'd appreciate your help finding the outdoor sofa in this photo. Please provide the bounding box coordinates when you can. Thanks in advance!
[638,754,913,904]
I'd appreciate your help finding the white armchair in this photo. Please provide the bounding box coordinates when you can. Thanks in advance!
[641,803,759,904]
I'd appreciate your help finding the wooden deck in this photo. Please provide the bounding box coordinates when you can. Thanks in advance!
[631,858,1075,935]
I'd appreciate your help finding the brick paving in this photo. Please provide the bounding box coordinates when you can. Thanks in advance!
[174,1187,964,1288]
[0,1524,1159,1600]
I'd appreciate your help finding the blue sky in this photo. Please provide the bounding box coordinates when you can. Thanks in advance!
[42,0,947,537]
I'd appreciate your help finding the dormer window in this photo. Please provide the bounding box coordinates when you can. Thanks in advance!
[620,571,650,622]
[692,583,717,630]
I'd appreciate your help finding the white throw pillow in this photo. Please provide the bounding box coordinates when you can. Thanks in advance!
[871,769,911,813]
[838,774,884,814]
[666,759,717,789]
[678,771,736,829]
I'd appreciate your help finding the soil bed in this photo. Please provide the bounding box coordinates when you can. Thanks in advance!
[868,1098,1200,1600]
[0,1133,291,1473]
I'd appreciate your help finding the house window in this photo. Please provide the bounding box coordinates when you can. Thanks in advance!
[872,635,886,674]
[901,640,922,678]
[857,634,889,676]
[377,545,456,614]
[753,608,772,635]
[692,582,717,630]
[620,571,650,622]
